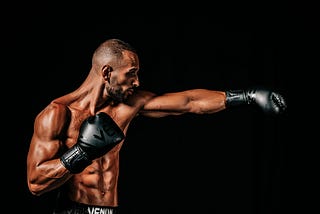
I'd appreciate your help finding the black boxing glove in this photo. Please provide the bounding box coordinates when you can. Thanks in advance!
[60,112,125,173]
[225,88,287,115]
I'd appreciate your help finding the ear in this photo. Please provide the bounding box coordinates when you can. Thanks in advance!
[102,65,113,82]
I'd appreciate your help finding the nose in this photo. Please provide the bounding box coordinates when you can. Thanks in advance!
[132,78,139,88]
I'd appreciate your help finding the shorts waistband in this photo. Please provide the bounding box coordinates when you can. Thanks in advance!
[84,205,117,214]
[54,199,118,214]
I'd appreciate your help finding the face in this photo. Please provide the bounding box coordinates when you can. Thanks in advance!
[106,51,140,103]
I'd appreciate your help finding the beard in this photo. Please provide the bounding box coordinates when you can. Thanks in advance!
[106,86,127,103]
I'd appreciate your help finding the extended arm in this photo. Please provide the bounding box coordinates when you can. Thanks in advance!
[139,88,286,117]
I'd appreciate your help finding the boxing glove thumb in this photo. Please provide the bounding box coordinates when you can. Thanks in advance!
[225,88,287,115]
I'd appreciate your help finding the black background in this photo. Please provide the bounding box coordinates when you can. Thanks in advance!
[3,2,316,214]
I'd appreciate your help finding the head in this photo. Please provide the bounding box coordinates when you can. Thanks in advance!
[92,39,140,103]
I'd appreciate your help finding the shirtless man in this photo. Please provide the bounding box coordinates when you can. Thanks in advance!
[26,38,287,214]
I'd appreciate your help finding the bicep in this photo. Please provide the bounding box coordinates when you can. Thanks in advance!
[28,129,61,167]
[27,104,70,171]
[140,92,190,117]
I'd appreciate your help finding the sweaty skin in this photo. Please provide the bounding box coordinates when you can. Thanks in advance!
[27,39,226,207]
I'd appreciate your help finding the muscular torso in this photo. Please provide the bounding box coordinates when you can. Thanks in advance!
[67,142,122,206]
[57,92,148,206]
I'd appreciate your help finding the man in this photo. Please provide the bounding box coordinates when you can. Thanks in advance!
[27,38,287,214]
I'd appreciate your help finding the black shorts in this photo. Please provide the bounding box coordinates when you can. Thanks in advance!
[53,199,118,214]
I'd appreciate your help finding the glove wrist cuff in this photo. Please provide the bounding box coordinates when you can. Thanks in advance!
[225,90,249,107]
[60,144,92,174]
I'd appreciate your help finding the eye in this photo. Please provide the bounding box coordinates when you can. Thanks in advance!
[126,69,138,78]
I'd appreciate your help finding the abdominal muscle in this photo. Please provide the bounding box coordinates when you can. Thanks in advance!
[66,145,121,207]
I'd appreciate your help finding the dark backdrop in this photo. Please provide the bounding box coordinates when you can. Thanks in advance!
[3,4,315,214]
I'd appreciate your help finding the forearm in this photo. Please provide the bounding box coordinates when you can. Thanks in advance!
[27,159,72,196]
[186,89,227,114]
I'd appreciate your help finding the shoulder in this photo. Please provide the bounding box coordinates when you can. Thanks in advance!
[35,102,71,130]
[127,89,157,106]
[41,101,70,118]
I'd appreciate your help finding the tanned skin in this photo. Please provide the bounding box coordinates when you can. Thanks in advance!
[27,39,226,207]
